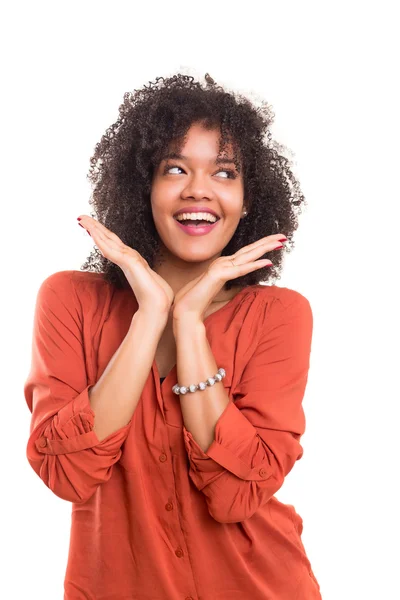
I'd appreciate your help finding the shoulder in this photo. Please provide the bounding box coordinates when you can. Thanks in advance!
[254,284,311,307]
[36,270,112,308]
[233,285,313,374]
[251,284,313,321]
[39,269,108,292]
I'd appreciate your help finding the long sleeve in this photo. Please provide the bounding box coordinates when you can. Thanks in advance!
[24,271,133,504]
[182,292,313,523]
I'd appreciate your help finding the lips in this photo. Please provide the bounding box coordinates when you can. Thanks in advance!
[174,217,220,236]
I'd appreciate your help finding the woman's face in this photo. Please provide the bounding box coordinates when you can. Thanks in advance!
[150,122,245,267]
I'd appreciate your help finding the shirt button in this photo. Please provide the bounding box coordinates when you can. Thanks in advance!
[175,548,184,558]
[39,438,47,448]
[165,502,173,511]
[259,468,267,477]
[159,453,167,462]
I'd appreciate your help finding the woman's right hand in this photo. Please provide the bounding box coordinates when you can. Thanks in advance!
[77,215,174,316]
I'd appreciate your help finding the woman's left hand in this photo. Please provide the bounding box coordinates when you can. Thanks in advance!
[172,234,287,324]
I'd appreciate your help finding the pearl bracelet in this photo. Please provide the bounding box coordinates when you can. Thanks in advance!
[172,368,226,395]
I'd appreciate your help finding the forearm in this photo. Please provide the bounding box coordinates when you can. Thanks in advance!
[89,310,168,442]
[174,318,230,452]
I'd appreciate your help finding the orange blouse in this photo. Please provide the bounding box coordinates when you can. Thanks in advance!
[24,270,321,599]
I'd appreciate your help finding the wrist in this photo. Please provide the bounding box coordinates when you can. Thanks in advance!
[172,313,205,336]
[133,308,169,331]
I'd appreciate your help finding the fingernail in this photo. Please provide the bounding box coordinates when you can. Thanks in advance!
[274,244,283,250]
[77,222,91,236]
[278,237,287,242]
[77,217,82,221]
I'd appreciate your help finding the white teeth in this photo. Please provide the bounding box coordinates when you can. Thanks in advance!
[175,212,218,223]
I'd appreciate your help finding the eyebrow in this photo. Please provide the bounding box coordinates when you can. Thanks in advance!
[161,151,237,165]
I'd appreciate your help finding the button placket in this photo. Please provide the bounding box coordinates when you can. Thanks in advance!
[158,449,197,599]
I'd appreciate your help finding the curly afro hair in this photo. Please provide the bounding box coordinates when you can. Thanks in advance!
[81,72,307,292]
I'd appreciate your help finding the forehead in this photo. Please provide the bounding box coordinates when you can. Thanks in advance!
[162,124,240,165]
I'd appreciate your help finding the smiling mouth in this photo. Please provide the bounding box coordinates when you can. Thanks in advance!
[173,216,220,226]
[173,217,220,235]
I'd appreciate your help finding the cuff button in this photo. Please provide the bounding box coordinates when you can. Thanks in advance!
[259,468,267,477]
[39,438,47,448]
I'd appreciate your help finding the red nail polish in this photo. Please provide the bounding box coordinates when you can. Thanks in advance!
[78,222,91,236]
[77,217,82,221]
[278,237,287,242]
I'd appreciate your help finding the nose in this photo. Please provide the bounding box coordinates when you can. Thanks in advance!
[181,171,213,200]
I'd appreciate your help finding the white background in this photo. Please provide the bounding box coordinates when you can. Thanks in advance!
[1,1,399,598]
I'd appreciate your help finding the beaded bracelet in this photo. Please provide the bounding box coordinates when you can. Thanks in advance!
[172,368,226,395]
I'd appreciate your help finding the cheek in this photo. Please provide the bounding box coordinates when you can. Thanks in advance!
[221,202,244,220]
[149,188,165,217]
[151,180,176,207]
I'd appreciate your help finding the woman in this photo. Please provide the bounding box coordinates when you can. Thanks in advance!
[24,73,321,599]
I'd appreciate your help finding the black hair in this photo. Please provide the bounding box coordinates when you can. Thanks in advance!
[81,72,306,291]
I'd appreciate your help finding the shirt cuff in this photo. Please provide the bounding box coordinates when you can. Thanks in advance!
[183,400,272,490]
[34,384,132,455]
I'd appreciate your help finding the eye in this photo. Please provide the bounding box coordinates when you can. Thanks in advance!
[163,164,237,180]
[215,169,236,179]
[164,165,183,175]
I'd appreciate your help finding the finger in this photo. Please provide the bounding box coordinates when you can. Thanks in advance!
[229,259,273,276]
[231,239,284,265]
[88,226,126,260]
[79,216,123,246]
[232,234,286,258]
